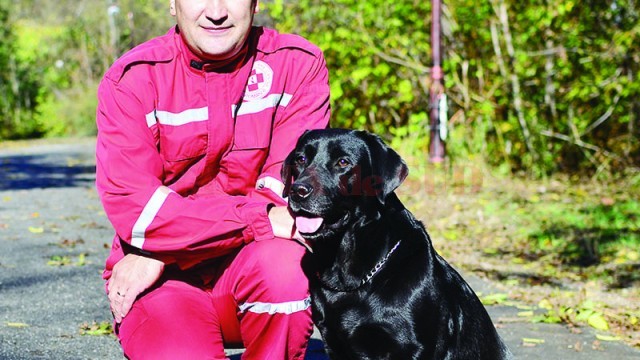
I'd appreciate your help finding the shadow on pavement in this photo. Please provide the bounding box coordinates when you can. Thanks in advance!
[0,154,95,190]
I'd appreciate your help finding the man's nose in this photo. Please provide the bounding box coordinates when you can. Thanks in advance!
[291,183,314,200]
[205,0,228,22]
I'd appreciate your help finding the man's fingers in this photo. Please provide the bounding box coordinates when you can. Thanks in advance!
[106,253,165,323]
[119,289,139,321]
[108,287,129,323]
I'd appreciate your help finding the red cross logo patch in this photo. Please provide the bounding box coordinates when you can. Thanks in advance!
[244,61,273,100]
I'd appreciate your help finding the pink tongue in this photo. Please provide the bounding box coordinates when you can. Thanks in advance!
[295,216,324,233]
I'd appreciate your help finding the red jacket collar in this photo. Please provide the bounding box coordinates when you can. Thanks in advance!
[173,25,252,73]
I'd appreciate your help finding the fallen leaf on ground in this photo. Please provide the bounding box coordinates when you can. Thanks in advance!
[587,313,609,331]
[28,226,44,234]
[47,255,71,266]
[522,337,545,344]
[79,321,113,336]
[595,334,621,342]
[522,337,545,347]
[480,293,509,305]
[7,322,29,328]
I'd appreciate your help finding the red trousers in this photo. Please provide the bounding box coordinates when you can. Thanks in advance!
[115,239,313,359]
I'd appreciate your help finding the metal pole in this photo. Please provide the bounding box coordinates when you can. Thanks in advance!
[429,0,446,162]
[107,1,121,61]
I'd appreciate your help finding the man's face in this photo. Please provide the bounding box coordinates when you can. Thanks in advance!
[170,0,259,61]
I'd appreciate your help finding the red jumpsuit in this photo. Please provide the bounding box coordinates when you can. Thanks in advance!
[96,25,330,359]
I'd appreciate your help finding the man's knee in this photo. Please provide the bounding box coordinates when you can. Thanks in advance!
[121,317,224,360]
[117,280,225,359]
[237,239,309,299]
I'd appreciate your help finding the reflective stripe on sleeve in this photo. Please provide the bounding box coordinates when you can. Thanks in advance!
[238,297,311,315]
[145,110,157,127]
[131,186,174,249]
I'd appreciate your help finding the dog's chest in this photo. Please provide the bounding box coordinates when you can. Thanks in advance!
[314,289,420,357]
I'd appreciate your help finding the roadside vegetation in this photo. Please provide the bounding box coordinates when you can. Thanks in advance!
[398,162,640,347]
[1,0,639,347]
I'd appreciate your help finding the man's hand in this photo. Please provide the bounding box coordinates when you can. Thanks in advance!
[268,205,314,251]
[268,205,302,241]
[107,253,164,323]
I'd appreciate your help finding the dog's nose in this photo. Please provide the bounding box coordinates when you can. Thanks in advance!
[291,183,313,199]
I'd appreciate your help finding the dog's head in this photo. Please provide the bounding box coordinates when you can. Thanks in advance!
[282,129,408,242]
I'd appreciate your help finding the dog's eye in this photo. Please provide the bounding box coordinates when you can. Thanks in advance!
[295,155,307,165]
[337,158,351,168]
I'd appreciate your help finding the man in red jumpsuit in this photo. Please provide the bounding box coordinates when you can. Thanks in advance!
[95,0,330,358]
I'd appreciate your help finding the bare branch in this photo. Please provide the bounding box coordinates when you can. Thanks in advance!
[540,129,619,160]
[354,13,430,74]
[372,50,430,74]
[582,94,621,136]
[492,0,538,161]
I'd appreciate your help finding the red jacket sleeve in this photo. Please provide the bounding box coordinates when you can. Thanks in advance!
[251,51,331,203]
[96,76,273,268]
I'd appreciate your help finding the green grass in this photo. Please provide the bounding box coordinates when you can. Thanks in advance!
[397,161,640,347]
[482,186,640,285]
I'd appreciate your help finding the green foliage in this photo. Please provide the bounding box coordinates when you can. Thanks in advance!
[3,0,639,176]
[267,0,432,150]
[527,200,640,270]
[468,178,640,289]
[267,0,640,175]
[444,0,640,174]
[401,171,640,344]
[118,0,175,49]
[0,0,174,140]
[0,3,43,139]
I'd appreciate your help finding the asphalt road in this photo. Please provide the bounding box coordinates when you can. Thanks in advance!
[0,139,638,359]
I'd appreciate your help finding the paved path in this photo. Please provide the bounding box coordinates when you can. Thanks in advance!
[0,139,638,359]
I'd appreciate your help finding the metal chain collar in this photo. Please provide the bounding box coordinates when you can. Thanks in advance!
[318,240,402,293]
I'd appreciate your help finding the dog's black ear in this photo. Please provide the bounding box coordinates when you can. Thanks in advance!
[281,149,296,198]
[359,131,409,204]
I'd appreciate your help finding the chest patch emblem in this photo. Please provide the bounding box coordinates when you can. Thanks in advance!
[244,60,273,100]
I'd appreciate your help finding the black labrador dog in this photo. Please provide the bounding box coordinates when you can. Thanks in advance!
[282,129,512,360]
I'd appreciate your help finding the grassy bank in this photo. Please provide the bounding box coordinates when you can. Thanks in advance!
[398,160,640,347]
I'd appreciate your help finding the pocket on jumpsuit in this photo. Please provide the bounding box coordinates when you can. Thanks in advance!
[158,121,209,162]
[225,114,272,194]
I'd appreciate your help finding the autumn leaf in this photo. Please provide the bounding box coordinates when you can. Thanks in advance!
[28,226,44,234]
[480,293,509,306]
[76,253,87,266]
[522,338,545,344]
[47,255,71,266]
[587,313,609,331]
[79,321,113,336]
[538,299,553,310]
[517,310,534,317]
[595,334,621,342]
[7,322,29,328]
